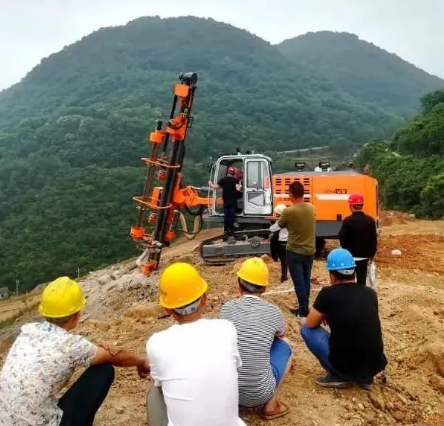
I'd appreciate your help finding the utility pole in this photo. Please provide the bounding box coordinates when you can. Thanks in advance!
[77,267,80,279]
[15,279,20,297]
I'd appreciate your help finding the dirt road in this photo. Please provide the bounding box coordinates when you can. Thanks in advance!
[1,211,444,425]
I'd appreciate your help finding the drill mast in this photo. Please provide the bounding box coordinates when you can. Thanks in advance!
[130,72,199,275]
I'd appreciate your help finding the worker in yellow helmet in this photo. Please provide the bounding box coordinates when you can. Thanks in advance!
[219,258,292,421]
[0,276,150,426]
[146,262,247,426]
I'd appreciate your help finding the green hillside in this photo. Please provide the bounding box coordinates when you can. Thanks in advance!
[0,16,436,291]
[278,31,444,116]
[356,89,444,218]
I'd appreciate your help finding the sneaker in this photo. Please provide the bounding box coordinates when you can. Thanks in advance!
[315,373,352,389]
[359,383,372,391]
[290,308,308,318]
[357,378,373,391]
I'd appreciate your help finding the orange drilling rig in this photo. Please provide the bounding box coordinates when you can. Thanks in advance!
[130,72,379,275]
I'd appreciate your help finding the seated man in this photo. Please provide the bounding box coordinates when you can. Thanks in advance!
[301,248,387,389]
[219,258,292,420]
[0,276,149,426]
[146,262,247,426]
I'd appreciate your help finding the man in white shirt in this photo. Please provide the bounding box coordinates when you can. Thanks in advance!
[269,203,289,282]
[0,276,150,426]
[146,262,247,426]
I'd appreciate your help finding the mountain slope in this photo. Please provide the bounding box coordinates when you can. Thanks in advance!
[0,17,434,290]
[356,89,444,218]
[278,31,444,116]
[0,17,404,169]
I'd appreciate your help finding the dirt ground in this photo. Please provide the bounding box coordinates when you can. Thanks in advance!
[1,210,444,426]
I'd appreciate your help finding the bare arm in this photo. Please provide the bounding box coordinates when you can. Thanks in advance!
[208,180,220,190]
[91,347,150,378]
[305,307,325,329]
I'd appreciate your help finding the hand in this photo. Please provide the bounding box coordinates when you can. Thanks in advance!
[137,359,150,379]
[99,341,121,356]
[208,180,213,187]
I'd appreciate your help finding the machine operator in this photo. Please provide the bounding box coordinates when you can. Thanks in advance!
[208,166,242,238]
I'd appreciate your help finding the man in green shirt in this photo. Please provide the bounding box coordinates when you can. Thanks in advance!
[277,181,316,318]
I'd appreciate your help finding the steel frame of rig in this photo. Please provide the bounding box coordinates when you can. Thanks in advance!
[130,72,208,276]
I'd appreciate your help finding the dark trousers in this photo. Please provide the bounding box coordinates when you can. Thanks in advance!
[277,242,288,280]
[287,251,314,316]
[223,202,236,234]
[59,364,115,426]
[355,259,369,285]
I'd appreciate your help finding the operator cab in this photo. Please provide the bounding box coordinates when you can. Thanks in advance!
[209,153,273,218]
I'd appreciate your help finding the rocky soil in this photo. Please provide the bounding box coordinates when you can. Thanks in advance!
[1,211,444,426]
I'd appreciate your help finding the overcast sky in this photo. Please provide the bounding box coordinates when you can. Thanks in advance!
[0,0,443,91]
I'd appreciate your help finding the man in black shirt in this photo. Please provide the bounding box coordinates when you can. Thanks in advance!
[339,192,378,285]
[301,248,387,389]
[209,166,242,236]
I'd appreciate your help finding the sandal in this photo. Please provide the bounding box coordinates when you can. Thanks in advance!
[261,401,290,420]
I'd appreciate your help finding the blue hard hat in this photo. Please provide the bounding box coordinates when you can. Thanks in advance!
[326,248,356,273]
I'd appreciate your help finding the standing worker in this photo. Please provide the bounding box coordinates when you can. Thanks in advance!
[209,166,242,238]
[339,192,378,285]
[0,276,150,426]
[269,203,289,283]
[146,262,247,426]
[277,181,316,318]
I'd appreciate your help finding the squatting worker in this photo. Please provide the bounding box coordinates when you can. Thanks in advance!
[146,262,247,426]
[220,258,292,421]
[208,166,242,238]
[339,192,378,285]
[0,276,150,426]
[301,248,387,389]
[277,181,316,318]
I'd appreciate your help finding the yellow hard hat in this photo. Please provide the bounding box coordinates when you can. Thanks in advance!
[237,257,269,287]
[274,203,287,215]
[159,262,208,309]
[38,276,86,318]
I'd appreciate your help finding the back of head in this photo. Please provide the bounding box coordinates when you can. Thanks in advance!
[348,192,364,210]
[39,276,86,325]
[237,257,269,293]
[274,203,287,216]
[288,181,304,199]
[159,262,208,316]
[326,248,356,281]
[227,166,236,176]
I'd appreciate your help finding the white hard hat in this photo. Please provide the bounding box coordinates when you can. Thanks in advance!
[274,203,287,215]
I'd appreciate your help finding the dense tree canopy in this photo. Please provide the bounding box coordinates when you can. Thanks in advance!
[278,31,444,116]
[0,17,440,291]
[356,89,444,219]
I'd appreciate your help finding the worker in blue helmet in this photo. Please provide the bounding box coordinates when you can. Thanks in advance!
[300,248,387,390]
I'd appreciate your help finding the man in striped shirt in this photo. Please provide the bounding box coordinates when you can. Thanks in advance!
[219,258,292,421]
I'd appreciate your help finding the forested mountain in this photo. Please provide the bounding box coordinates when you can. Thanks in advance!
[0,16,438,291]
[356,89,444,218]
[278,31,444,116]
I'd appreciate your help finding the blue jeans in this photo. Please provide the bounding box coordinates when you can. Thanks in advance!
[300,324,336,375]
[270,339,292,385]
[223,202,236,234]
[287,251,314,316]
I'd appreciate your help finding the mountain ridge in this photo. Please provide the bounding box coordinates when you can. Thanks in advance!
[277,30,444,115]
